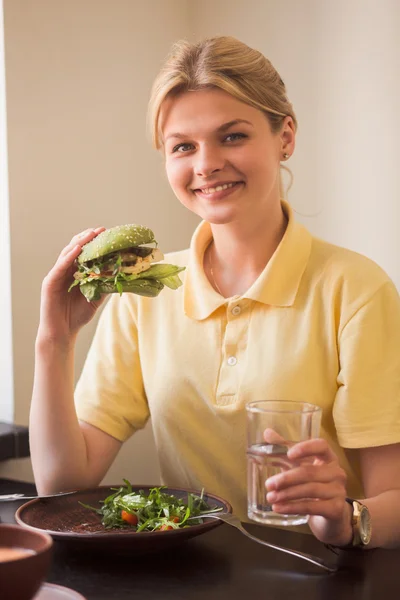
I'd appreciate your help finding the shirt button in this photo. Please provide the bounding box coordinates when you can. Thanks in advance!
[231,306,241,316]
[227,356,237,366]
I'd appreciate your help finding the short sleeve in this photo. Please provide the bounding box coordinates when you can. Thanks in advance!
[74,294,150,442]
[334,280,400,447]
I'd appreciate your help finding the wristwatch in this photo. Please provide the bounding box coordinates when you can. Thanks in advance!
[344,497,372,547]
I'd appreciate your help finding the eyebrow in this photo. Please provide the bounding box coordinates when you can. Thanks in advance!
[164,119,254,142]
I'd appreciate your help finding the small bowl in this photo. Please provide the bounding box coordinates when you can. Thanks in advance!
[0,524,53,600]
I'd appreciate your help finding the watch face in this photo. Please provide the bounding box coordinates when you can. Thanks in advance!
[360,506,372,545]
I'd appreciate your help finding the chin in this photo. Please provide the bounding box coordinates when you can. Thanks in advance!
[202,211,244,226]
[177,186,253,225]
[203,213,238,225]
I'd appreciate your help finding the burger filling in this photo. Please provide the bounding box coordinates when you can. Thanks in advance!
[73,247,164,281]
[69,244,185,302]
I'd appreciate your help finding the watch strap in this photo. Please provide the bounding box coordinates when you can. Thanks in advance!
[326,498,370,551]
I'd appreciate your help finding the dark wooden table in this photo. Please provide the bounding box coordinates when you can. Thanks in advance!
[2,478,399,599]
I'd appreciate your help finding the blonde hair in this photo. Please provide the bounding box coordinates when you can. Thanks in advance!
[148,36,297,196]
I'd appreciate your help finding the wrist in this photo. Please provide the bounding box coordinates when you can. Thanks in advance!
[336,501,355,546]
[36,328,77,355]
[322,501,354,547]
[328,498,372,550]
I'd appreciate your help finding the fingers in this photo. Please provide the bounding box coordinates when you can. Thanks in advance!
[264,444,347,522]
[263,428,288,446]
[42,246,80,290]
[287,438,337,464]
[54,244,83,276]
[56,227,105,272]
[261,438,352,543]
[262,436,337,464]
[43,227,105,290]
[266,465,346,520]
[267,479,345,504]
[59,227,105,259]
[266,460,347,493]
[268,497,346,520]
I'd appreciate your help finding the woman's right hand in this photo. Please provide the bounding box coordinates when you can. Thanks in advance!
[38,227,106,343]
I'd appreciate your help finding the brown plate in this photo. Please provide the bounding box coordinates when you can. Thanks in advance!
[15,485,232,554]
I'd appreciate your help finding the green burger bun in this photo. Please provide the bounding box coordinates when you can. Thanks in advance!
[78,224,156,264]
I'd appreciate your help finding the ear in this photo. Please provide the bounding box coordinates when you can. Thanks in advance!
[280,116,296,157]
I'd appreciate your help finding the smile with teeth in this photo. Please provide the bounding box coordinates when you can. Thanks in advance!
[198,182,240,195]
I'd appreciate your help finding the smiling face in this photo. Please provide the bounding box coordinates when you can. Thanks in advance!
[160,88,295,226]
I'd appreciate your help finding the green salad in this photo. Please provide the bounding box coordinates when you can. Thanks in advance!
[80,481,222,532]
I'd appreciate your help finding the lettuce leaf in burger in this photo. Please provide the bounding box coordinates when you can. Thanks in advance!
[68,224,185,302]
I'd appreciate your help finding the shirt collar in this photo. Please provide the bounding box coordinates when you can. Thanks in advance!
[183,201,312,321]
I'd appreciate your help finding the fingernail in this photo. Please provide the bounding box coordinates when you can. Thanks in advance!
[267,491,278,502]
[266,477,278,491]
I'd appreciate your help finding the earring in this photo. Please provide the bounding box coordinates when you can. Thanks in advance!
[283,153,289,160]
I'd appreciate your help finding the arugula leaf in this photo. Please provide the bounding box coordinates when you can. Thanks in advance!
[115,279,123,295]
[79,282,101,302]
[112,253,122,276]
[157,274,184,290]
[68,279,81,292]
[135,264,185,280]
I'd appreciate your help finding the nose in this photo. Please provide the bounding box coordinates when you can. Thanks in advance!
[194,145,225,178]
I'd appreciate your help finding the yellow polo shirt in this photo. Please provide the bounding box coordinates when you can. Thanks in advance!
[75,201,400,521]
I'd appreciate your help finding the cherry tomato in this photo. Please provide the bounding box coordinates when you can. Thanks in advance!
[121,510,138,526]
[160,524,173,531]
[171,517,180,523]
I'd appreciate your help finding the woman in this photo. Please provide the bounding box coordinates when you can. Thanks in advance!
[30,36,400,549]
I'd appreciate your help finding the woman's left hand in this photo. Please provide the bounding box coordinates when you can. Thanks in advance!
[265,438,353,545]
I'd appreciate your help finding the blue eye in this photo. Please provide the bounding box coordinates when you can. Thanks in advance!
[172,143,194,153]
[224,132,247,142]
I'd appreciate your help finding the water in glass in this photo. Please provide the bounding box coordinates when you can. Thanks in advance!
[247,442,309,526]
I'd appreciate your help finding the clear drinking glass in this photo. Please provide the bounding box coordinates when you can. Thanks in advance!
[246,400,322,526]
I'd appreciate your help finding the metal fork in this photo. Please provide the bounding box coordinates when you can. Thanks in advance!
[193,512,337,573]
[0,490,78,502]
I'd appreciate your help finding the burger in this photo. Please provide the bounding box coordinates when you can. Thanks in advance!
[68,224,185,302]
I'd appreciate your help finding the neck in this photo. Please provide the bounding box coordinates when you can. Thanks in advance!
[205,202,288,298]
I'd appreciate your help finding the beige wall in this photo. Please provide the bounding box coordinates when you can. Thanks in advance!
[1,0,198,482]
